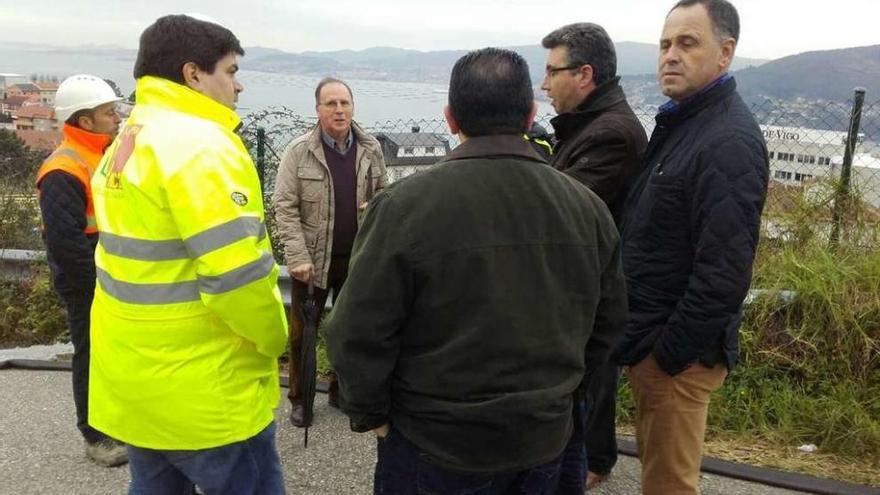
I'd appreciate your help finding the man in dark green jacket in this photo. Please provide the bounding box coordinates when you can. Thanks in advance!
[325,47,627,493]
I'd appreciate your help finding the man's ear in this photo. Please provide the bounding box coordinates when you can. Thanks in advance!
[181,61,202,90]
[526,101,537,130]
[444,105,460,136]
[719,38,737,72]
[76,114,94,132]
[579,64,595,91]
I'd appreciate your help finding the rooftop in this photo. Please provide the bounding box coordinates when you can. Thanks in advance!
[2,95,28,108]
[15,105,54,120]
[9,82,40,93]
[376,132,449,147]
[14,129,62,151]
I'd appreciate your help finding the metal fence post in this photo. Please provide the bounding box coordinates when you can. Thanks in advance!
[256,127,266,194]
[829,87,866,248]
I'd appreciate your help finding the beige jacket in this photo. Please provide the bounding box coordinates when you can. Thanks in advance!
[272,122,388,289]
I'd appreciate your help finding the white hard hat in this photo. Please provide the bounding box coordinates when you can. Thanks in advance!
[55,74,123,123]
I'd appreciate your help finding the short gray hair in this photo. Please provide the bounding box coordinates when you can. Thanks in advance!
[314,77,353,104]
[541,23,617,85]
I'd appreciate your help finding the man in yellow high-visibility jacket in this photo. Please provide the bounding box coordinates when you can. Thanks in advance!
[89,14,288,493]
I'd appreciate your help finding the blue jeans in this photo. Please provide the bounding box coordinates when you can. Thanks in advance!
[127,422,285,495]
[556,400,588,494]
[374,426,584,495]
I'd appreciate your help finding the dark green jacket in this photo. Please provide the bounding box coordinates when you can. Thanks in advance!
[325,134,627,474]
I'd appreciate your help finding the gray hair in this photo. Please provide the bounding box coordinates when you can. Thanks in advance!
[314,77,354,104]
[541,23,617,85]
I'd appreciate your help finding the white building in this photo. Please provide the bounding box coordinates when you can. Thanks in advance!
[0,73,27,98]
[374,126,452,182]
[762,124,880,207]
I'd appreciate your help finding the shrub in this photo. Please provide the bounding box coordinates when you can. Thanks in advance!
[0,265,67,347]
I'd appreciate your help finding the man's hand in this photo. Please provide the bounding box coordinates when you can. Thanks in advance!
[374,423,390,438]
[290,263,314,283]
[359,201,369,211]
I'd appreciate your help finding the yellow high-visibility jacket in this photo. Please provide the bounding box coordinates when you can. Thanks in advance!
[88,76,288,450]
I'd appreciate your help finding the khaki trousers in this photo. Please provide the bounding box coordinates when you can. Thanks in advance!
[627,355,728,495]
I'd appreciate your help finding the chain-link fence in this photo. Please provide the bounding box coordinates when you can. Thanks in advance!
[242,93,880,251]
[2,94,879,251]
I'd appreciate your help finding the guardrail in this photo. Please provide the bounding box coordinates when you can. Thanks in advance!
[0,249,295,307]
[0,249,795,309]
[0,249,45,282]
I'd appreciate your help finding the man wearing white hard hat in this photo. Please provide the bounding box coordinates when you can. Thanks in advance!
[35,74,125,467]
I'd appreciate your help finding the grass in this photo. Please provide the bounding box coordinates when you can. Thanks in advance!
[614,235,880,486]
[0,266,67,348]
[616,423,880,486]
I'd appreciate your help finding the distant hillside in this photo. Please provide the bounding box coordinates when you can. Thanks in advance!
[0,39,765,87]
[735,45,880,102]
[243,42,767,84]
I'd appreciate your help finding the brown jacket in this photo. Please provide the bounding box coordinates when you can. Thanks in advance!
[549,77,648,225]
[272,121,387,288]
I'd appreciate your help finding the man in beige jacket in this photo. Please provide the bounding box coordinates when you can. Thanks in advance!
[272,77,387,426]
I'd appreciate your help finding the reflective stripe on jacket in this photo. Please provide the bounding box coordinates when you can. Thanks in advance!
[88,76,288,450]
[36,124,111,233]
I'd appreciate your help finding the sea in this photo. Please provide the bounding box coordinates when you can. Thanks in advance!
[0,45,555,128]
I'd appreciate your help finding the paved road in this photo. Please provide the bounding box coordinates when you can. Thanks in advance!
[0,370,809,495]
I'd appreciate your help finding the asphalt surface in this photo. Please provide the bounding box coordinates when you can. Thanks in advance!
[0,370,810,495]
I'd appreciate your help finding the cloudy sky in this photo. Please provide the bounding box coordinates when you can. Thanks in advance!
[0,0,876,60]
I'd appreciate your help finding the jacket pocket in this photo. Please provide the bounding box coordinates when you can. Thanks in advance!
[368,165,384,196]
[646,174,687,232]
[297,166,325,227]
[304,227,319,250]
[300,198,321,228]
[297,166,325,202]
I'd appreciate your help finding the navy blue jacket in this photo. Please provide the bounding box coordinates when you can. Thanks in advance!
[614,77,769,375]
[38,171,98,298]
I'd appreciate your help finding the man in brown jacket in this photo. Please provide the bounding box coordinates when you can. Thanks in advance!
[272,77,387,426]
[541,22,648,488]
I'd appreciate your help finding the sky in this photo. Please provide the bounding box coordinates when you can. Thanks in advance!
[0,0,877,60]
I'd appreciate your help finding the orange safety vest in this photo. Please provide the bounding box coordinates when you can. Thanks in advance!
[36,124,113,234]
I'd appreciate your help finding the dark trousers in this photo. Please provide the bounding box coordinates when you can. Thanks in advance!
[374,427,584,495]
[556,399,588,494]
[63,291,109,444]
[127,421,285,495]
[583,362,620,476]
[287,254,349,405]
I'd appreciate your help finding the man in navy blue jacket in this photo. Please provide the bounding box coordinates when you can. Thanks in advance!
[614,1,769,493]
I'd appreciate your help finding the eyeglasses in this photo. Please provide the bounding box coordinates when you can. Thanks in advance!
[320,99,353,110]
[544,65,580,77]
